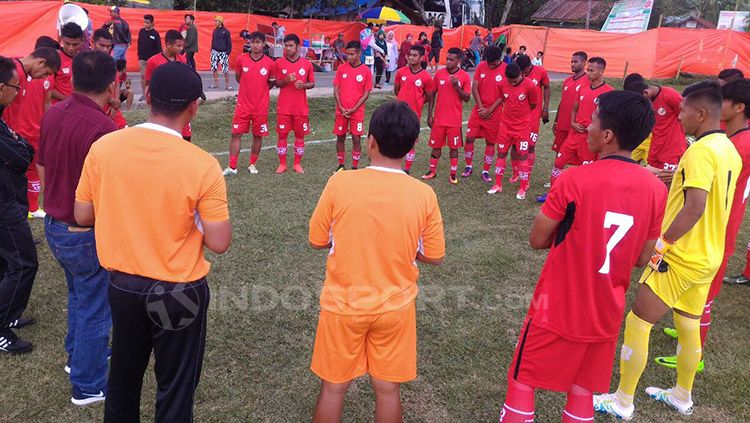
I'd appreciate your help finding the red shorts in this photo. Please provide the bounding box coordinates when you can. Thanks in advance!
[556,131,595,166]
[508,319,617,392]
[428,126,463,149]
[333,114,365,136]
[467,111,500,143]
[496,125,531,155]
[648,155,681,172]
[232,112,270,136]
[552,127,569,152]
[112,109,127,129]
[277,114,310,137]
[182,122,192,139]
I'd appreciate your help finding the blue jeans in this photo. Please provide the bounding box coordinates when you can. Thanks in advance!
[113,44,127,61]
[45,217,111,393]
[473,50,481,67]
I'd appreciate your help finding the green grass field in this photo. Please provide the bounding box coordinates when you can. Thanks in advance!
[4,80,750,422]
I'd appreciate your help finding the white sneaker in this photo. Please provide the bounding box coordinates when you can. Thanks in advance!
[516,189,527,200]
[593,393,635,420]
[487,184,502,194]
[248,164,258,174]
[223,167,238,176]
[645,387,694,416]
[28,209,46,219]
[71,386,105,406]
[544,182,551,188]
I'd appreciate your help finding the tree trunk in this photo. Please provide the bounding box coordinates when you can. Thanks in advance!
[499,0,513,26]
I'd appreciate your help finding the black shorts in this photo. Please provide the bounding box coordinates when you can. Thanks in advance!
[429,48,441,63]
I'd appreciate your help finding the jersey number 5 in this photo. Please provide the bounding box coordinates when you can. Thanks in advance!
[598,212,634,275]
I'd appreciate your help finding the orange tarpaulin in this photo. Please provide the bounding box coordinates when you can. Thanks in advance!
[0,0,748,78]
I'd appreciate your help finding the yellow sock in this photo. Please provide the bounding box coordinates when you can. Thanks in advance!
[615,311,653,406]
[674,311,702,398]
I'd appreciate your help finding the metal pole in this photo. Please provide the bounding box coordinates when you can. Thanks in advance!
[676,55,684,79]
[585,0,592,29]
[623,61,629,79]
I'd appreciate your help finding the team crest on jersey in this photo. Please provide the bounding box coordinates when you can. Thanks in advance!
[495,75,502,82]
[299,68,306,76]
[356,74,363,82]
[43,80,50,89]
[564,86,569,91]
[658,107,667,116]
[243,67,249,72]
[415,79,423,87]
[518,93,526,100]
[62,67,70,74]
[480,73,486,78]
[26,75,32,82]
[260,68,268,75]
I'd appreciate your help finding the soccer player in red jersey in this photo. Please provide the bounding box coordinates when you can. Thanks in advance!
[546,57,613,192]
[422,48,471,184]
[145,30,194,141]
[224,32,277,176]
[515,54,550,182]
[275,34,316,174]
[499,91,666,423]
[654,78,750,373]
[333,41,372,172]
[486,63,538,199]
[52,23,84,103]
[394,44,435,174]
[463,46,505,182]
[91,29,128,130]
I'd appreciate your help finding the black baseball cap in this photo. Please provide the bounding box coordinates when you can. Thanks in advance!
[150,62,206,106]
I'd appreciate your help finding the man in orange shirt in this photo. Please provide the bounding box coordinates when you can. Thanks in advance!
[75,62,231,422]
[309,101,445,422]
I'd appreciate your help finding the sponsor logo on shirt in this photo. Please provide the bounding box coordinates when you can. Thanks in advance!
[658,107,667,116]
[233,124,239,129]
[281,69,288,74]
[342,73,348,78]
[243,67,249,72]
[480,73,486,78]
[62,67,70,74]
[355,74,363,82]
[439,79,446,85]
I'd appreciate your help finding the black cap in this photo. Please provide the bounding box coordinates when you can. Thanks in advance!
[150,62,206,106]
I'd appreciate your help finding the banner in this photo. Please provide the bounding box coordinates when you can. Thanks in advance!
[718,11,749,31]
[601,0,653,34]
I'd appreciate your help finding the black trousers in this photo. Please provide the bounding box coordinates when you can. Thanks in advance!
[375,56,385,84]
[186,52,196,70]
[0,219,38,330]
[104,272,209,423]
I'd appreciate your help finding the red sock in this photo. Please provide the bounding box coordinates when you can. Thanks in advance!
[352,150,361,168]
[250,153,259,165]
[483,144,495,172]
[500,378,534,423]
[229,154,239,170]
[27,179,40,212]
[511,159,519,179]
[405,149,415,171]
[519,159,530,191]
[277,140,288,165]
[337,151,345,165]
[562,385,593,423]
[429,156,439,173]
[550,166,563,188]
[744,242,750,278]
[700,301,712,348]
[464,142,475,167]
[528,152,536,170]
[494,156,506,186]
[450,156,458,177]
[293,138,305,166]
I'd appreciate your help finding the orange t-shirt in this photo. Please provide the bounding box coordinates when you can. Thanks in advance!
[76,124,229,282]
[309,166,445,315]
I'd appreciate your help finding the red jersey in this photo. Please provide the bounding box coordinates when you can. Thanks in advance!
[53,52,75,102]
[574,82,614,128]
[395,67,435,119]
[236,53,277,116]
[497,77,538,133]
[648,86,686,165]
[532,157,667,342]
[525,65,549,119]
[144,53,187,84]
[333,62,373,119]
[557,73,586,131]
[3,59,32,135]
[276,56,315,116]
[472,61,506,110]
[724,128,750,257]
[4,77,52,142]
[432,68,471,127]
[12,58,29,105]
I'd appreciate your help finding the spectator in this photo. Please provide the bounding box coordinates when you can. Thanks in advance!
[429,25,443,72]
[0,56,38,355]
[359,22,374,64]
[183,14,198,70]
[74,62,230,422]
[38,50,118,405]
[386,31,399,84]
[374,30,387,88]
[397,33,413,68]
[469,29,483,66]
[106,7,131,61]
[532,51,544,66]
[512,45,527,61]
[332,33,346,65]
[81,8,93,52]
[272,22,286,44]
[503,47,513,64]
[137,14,161,101]
[418,32,431,70]
[209,16,232,90]
[483,28,494,47]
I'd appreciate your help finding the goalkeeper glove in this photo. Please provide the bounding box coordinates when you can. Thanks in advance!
[648,236,674,272]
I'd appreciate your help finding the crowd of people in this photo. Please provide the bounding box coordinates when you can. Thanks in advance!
[1,8,750,423]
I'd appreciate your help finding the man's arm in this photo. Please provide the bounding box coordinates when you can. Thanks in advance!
[74,201,95,226]
[333,85,344,112]
[350,90,370,113]
[393,75,401,96]
[529,210,560,249]
[541,82,550,121]
[637,239,657,268]
[471,80,484,110]
[662,188,707,242]
[51,90,66,101]
[571,101,584,132]
[416,252,443,265]
[37,164,45,193]
[426,90,435,127]
[201,219,232,253]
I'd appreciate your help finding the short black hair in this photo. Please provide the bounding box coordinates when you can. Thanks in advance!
[589,56,606,69]
[505,47,511,54]
[284,34,300,45]
[72,51,116,95]
[144,14,154,22]
[572,51,587,61]
[35,36,59,50]
[447,47,463,57]
[184,14,195,21]
[0,56,16,85]
[683,80,723,117]
[515,54,531,70]
[272,21,278,26]
[596,90,655,151]
[623,73,647,92]
[505,63,521,79]
[721,78,750,119]
[248,31,266,42]
[93,28,113,42]
[519,45,526,50]
[483,46,501,62]
[410,44,425,56]
[418,31,427,38]
[537,51,544,56]
[61,22,84,40]
[115,59,127,72]
[345,40,360,50]
[368,101,420,159]
[31,47,61,72]
[718,68,744,82]
[165,29,183,44]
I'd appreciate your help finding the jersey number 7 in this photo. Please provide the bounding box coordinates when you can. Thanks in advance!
[598,211,634,275]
